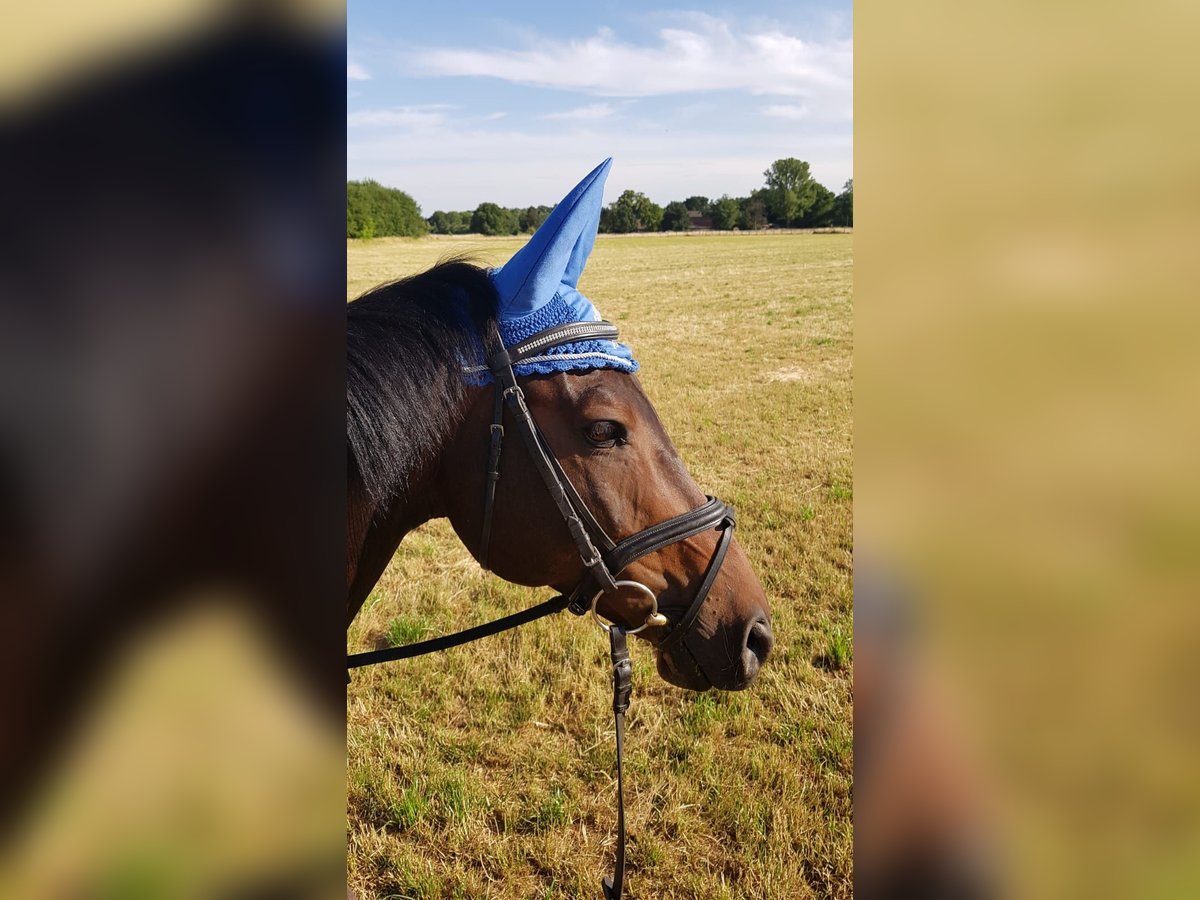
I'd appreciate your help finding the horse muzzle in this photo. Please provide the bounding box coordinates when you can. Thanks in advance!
[656,612,773,692]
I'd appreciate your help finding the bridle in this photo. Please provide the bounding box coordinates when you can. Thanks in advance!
[479,320,736,644]
[348,319,737,899]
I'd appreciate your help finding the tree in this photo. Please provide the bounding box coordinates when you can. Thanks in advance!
[762,158,819,227]
[427,210,455,234]
[683,195,711,213]
[739,194,768,230]
[661,200,690,232]
[608,193,638,233]
[347,179,429,238]
[802,184,837,228]
[470,202,518,236]
[429,210,475,234]
[607,190,663,233]
[518,205,553,232]
[711,195,741,230]
[640,197,664,232]
[832,179,853,227]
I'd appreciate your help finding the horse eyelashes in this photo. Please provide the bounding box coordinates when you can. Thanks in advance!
[585,420,626,447]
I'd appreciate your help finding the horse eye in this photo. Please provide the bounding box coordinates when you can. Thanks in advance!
[585,420,622,446]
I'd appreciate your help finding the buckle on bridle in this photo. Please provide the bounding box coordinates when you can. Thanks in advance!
[580,548,604,570]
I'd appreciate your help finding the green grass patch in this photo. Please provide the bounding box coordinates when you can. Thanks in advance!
[432,773,477,825]
[826,626,852,670]
[387,616,432,647]
[522,787,571,834]
[390,781,431,831]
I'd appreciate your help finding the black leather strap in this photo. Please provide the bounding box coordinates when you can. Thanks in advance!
[657,523,735,658]
[346,595,571,669]
[604,627,632,900]
[479,383,505,569]
[531,421,617,553]
[609,498,733,572]
[487,323,619,595]
[566,497,734,614]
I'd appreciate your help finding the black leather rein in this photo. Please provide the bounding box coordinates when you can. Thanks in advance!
[347,320,737,899]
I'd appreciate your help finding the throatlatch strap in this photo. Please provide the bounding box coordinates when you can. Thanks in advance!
[479,384,505,570]
[604,627,633,900]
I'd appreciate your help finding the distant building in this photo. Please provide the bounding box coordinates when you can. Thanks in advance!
[686,210,713,231]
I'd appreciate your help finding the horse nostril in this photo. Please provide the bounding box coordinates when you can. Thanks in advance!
[741,617,774,681]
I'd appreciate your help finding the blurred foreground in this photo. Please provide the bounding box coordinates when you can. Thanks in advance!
[857,1,1200,897]
[1,4,345,896]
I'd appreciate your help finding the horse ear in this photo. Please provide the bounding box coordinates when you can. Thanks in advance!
[492,158,611,319]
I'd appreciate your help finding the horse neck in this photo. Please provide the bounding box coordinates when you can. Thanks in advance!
[345,458,447,624]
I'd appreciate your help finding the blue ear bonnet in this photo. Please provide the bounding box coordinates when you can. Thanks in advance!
[464,158,638,381]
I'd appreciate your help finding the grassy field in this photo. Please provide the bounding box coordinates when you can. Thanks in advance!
[347,232,853,899]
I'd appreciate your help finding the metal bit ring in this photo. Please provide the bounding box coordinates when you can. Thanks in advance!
[590,580,665,635]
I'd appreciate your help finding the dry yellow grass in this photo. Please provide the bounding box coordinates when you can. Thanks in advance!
[347,232,852,899]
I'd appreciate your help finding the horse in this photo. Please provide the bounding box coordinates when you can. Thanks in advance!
[345,162,773,692]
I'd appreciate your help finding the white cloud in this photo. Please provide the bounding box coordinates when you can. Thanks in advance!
[761,104,809,120]
[541,103,618,121]
[347,60,371,81]
[410,17,851,113]
[347,106,454,128]
[346,15,852,210]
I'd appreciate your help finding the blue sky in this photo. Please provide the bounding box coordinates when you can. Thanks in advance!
[348,2,852,212]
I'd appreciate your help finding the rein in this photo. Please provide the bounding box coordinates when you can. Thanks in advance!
[347,320,736,899]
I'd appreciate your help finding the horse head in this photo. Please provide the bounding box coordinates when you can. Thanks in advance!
[436,160,773,691]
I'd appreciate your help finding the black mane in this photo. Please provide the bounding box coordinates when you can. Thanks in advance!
[346,258,497,507]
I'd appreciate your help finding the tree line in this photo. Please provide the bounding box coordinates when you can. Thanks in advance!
[347,158,851,239]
